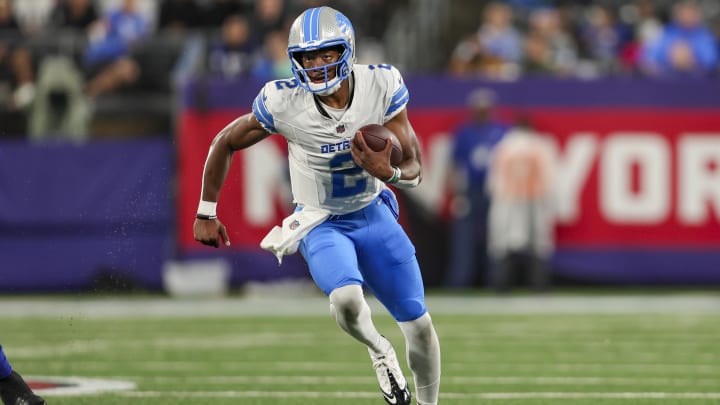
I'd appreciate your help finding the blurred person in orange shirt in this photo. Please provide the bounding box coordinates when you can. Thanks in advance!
[487,120,555,292]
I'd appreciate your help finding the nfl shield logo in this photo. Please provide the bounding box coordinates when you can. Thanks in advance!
[336,124,345,133]
[289,220,300,230]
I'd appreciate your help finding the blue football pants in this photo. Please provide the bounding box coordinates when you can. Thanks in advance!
[299,189,427,322]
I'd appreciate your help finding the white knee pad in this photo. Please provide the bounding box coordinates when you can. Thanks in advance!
[329,284,365,324]
[399,312,434,338]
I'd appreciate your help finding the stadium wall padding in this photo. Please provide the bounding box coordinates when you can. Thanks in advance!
[2,76,720,292]
[0,139,175,292]
[178,76,720,286]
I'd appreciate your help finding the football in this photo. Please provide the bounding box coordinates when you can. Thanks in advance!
[357,124,403,166]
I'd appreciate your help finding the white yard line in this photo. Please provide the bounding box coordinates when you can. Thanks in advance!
[113,390,720,400]
[1,294,719,318]
[10,338,718,360]
[9,332,320,359]
[28,374,720,398]
[25,360,720,373]
[108,374,720,387]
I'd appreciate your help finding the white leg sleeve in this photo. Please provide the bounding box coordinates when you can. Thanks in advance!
[398,312,441,405]
[329,284,388,354]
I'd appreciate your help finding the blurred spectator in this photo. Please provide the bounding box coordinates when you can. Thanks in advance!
[252,29,292,81]
[250,0,287,44]
[522,32,556,75]
[634,0,663,47]
[29,0,98,140]
[448,35,479,75]
[445,88,507,289]
[507,0,553,13]
[523,7,578,76]
[448,2,523,79]
[29,55,90,141]
[49,0,99,31]
[11,0,53,36]
[487,120,555,293]
[578,5,632,75]
[201,0,248,28]
[97,0,157,29]
[83,0,150,98]
[207,14,258,79]
[353,0,403,41]
[0,0,35,111]
[640,0,718,78]
[611,0,662,74]
[158,0,202,31]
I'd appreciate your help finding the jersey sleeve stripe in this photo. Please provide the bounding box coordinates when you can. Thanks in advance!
[385,85,410,117]
[390,84,409,105]
[252,93,277,133]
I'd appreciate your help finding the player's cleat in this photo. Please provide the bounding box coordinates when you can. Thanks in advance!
[0,371,47,405]
[368,343,411,405]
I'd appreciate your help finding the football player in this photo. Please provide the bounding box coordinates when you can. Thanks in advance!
[193,6,441,405]
[0,345,47,405]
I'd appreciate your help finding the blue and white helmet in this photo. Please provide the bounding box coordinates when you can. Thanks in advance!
[287,7,356,96]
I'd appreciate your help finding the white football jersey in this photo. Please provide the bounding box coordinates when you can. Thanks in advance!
[252,64,409,214]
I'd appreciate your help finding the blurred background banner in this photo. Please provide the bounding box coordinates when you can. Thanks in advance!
[176,78,308,285]
[177,76,720,286]
[2,77,719,292]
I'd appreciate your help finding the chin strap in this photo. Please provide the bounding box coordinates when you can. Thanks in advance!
[309,77,342,95]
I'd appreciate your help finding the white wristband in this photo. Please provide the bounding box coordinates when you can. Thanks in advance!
[386,166,401,184]
[197,200,217,218]
[395,175,421,188]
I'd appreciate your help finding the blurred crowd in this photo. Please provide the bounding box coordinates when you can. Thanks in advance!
[0,0,399,139]
[449,0,720,79]
[0,0,719,140]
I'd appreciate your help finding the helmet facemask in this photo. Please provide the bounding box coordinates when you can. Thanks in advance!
[289,43,351,96]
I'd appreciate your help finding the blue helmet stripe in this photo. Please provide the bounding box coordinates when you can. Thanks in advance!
[302,7,321,42]
[386,85,410,116]
[301,9,312,42]
[252,92,276,132]
[310,7,321,41]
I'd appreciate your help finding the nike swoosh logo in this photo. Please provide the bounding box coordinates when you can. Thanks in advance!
[383,391,398,404]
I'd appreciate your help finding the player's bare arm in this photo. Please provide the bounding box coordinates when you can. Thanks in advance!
[351,108,423,185]
[193,113,270,248]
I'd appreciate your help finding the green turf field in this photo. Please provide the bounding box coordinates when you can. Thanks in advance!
[2,294,720,404]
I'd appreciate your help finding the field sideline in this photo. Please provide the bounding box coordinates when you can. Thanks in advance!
[1,292,719,404]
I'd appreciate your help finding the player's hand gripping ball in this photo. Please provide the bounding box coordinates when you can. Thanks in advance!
[356,124,403,166]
